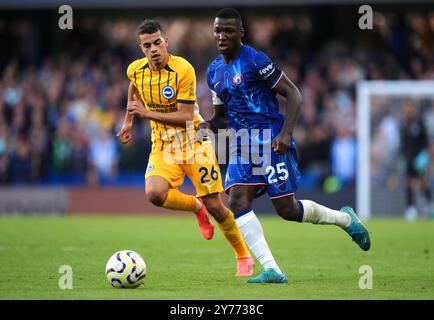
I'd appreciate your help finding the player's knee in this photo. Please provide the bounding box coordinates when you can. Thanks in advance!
[203,201,222,216]
[146,189,168,207]
[200,194,228,222]
[228,194,250,214]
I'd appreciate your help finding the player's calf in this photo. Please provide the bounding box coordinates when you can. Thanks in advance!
[272,196,303,222]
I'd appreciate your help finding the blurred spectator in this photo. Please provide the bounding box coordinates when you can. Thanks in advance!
[371,104,401,186]
[297,122,331,187]
[88,128,119,185]
[0,154,9,183]
[401,101,432,220]
[330,122,357,185]
[28,107,48,181]
[0,123,9,183]
[9,137,31,183]
[52,118,73,175]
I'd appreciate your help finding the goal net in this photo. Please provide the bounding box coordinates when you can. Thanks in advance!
[357,81,434,219]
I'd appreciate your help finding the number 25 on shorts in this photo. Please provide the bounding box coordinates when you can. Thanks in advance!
[266,162,289,184]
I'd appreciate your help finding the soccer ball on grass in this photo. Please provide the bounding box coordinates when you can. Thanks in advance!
[105,250,147,288]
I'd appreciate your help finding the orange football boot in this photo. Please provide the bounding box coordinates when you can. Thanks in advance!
[236,256,255,276]
[194,198,214,240]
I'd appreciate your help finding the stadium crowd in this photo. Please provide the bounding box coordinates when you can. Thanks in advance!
[0,10,433,189]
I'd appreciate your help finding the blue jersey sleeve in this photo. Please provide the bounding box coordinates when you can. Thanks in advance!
[252,51,283,88]
[206,67,213,89]
[206,64,224,105]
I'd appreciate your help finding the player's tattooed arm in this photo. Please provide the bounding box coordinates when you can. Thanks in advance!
[117,82,139,144]
[271,72,303,154]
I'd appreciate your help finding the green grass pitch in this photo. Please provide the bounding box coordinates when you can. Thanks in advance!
[0,215,433,300]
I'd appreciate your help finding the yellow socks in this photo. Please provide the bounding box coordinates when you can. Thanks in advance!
[162,189,199,212]
[162,191,250,259]
[218,211,250,259]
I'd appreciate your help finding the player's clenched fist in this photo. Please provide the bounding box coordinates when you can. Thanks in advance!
[116,124,133,144]
[272,133,291,155]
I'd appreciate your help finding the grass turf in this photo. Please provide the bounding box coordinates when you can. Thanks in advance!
[0,215,433,300]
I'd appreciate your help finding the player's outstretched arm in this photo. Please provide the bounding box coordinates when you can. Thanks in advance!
[117,82,138,144]
[271,72,303,154]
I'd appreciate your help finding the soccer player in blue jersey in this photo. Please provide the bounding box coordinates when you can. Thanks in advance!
[206,8,371,284]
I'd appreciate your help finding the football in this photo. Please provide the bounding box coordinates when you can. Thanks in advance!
[105,250,147,288]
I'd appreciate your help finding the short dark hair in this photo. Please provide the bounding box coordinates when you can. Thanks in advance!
[215,8,243,26]
[137,19,163,36]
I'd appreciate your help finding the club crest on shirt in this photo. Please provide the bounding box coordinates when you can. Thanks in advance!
[162,86,175,99]
[232,74,243,86]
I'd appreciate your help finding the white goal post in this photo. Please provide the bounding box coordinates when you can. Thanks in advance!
[356,80,434,220]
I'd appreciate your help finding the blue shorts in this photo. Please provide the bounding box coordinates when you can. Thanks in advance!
[224,147,301,199]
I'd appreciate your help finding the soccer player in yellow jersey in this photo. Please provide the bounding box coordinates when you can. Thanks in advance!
[116,19,254,276]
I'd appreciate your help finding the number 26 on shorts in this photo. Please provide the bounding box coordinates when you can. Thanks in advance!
[199,165,219,184]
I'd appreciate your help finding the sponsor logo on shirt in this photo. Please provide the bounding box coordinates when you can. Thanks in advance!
[147,103,177,113]
[259,63,275,79]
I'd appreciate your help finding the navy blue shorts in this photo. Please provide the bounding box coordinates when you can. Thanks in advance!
[224,147,301,199]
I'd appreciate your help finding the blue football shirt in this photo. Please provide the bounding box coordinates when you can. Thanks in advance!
[206,44,295,148]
